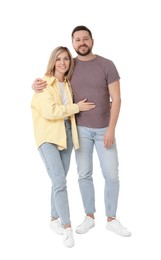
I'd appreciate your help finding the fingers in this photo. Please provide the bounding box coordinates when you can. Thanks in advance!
[77,100,96,111]
[80,99,95,105]
[37,82,47,87]
[104,136,114,148]
[35,78,44,82]
[36,81,47,91]
[104,141,113,148]
[83,104,96,111]
[85,102,95,105]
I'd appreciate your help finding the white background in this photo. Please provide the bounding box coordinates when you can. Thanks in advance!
[0,0,161,259]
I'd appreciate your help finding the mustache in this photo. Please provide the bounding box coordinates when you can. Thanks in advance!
[79,45,88,48]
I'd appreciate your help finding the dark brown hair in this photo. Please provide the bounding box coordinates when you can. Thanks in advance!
[71,25,93,39]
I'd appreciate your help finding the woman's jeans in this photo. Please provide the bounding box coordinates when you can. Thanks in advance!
[38,120,73,225]
[75,126,120,217]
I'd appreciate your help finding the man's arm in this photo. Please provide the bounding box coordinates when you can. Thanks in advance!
[104,80,121,148]
[32,78,47,93]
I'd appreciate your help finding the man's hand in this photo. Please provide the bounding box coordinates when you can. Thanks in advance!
[32,78,47,93]
[104,129,115,148]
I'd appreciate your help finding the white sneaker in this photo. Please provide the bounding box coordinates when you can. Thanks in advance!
[63,228,75,248]
[49,219,64,235]
[75,216,95,234]
[106,219,131,237]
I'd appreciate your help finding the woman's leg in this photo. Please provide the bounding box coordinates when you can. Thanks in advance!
[39,142,71,225]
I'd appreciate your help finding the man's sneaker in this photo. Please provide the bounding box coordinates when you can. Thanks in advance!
[49,219,64,235]
[63,228,75,248]
[75,216,95,234]
[106,219,131,237]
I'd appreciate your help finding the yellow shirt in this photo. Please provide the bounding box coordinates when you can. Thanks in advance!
[31,76,79,150]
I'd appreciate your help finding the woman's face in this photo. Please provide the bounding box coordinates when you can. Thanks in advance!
[54,51,70,77]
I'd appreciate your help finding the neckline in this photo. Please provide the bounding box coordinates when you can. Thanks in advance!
[76,55,97,62]
[59,82,65,86]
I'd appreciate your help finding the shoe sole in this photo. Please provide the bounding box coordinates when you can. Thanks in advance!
[63,242,75,248]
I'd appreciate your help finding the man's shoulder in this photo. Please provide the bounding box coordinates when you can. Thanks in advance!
[96,55,113,64]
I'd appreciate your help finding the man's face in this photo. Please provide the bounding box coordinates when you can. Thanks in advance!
[72,30,94,56]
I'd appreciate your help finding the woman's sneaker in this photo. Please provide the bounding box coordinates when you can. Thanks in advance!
[49,219,64,235]
[63,228,75,248]
[75,216,95,234]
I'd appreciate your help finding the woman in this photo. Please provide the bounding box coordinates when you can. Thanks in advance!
[31,46,95,247]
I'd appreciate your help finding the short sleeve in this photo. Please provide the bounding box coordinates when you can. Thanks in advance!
[107,60,120,85]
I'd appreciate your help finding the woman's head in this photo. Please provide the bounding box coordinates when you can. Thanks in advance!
[45,46,74,80]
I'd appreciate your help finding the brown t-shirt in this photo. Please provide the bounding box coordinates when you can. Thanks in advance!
[71,55,120,128]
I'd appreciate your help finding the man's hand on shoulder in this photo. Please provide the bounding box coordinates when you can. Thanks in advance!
[32,78,47,93]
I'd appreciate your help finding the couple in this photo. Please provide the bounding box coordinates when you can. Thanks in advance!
[31,25,131,248]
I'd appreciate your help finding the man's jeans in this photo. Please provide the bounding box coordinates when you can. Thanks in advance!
[38,120,73,225]
[75,126,119,217]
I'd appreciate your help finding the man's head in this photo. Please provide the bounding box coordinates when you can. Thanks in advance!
[71,25,94,56]
[71,25,93,39]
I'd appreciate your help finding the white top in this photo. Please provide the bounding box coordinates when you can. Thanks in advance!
[59,82,67,105]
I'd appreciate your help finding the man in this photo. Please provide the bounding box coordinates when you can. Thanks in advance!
[33,25,131,237]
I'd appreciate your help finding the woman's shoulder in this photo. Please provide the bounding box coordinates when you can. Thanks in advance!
[43,75,56,85]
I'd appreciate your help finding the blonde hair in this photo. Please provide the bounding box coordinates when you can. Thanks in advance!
[45,46,74,80]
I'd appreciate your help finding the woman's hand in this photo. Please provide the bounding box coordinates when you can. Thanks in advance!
[77,99,96,111]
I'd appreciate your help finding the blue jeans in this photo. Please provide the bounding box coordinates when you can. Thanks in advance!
[75,126,119,217]
[38,120,73,225]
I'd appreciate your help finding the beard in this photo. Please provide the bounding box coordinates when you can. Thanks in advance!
[75,45,92,56]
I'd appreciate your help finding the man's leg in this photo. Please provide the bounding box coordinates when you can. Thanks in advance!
[75,126,96,214]
[75,126,95,233]
[95,127,131,237]
[94,128,119,218]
